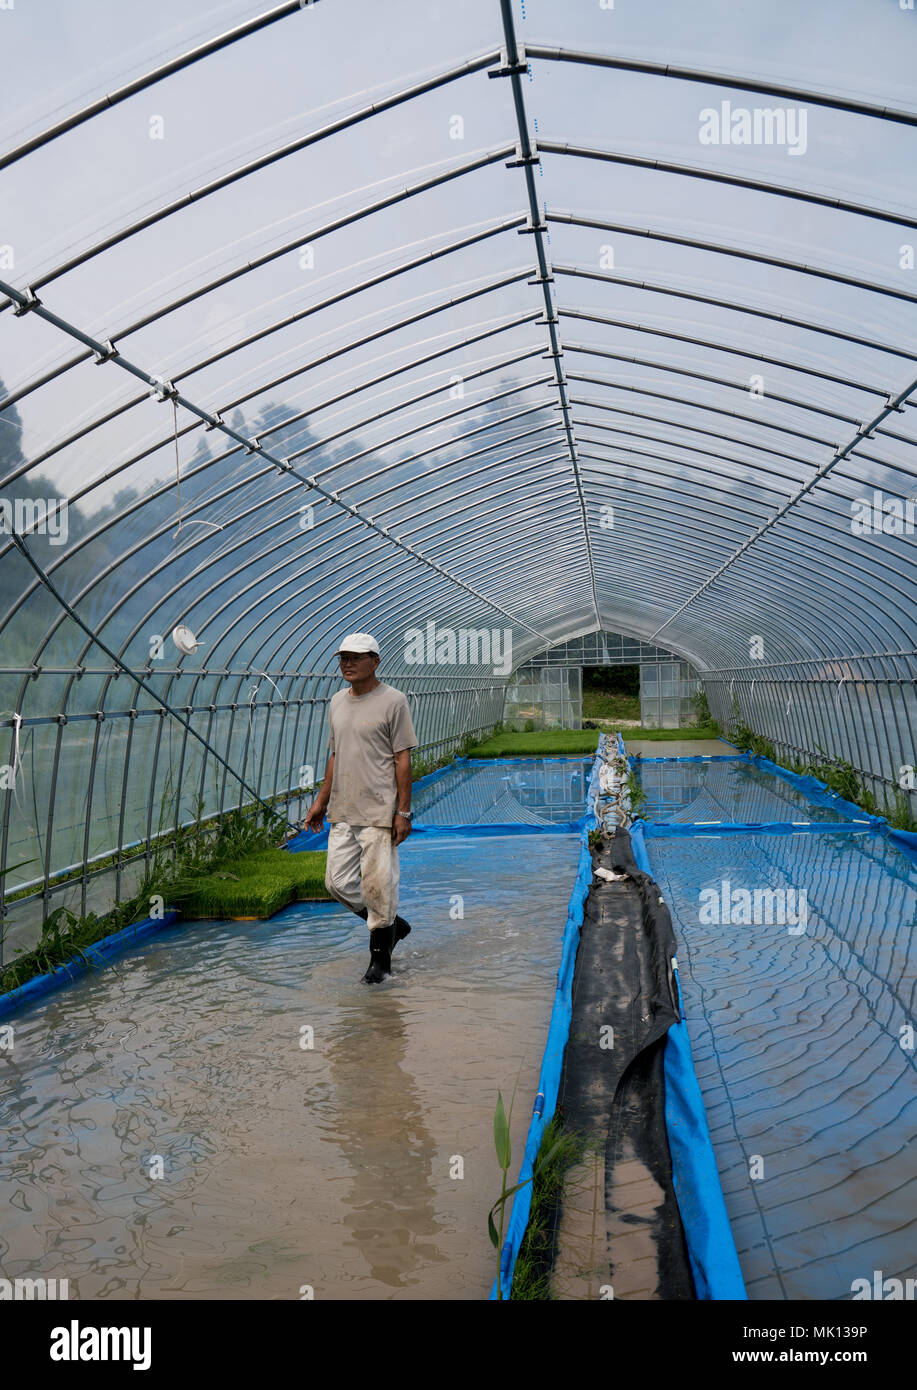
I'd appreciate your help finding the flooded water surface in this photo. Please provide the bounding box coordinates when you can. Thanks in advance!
[0,834,580,1300]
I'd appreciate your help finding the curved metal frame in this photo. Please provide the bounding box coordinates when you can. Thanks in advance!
[1,18,916,928]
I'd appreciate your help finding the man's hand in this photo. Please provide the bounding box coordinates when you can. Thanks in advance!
[304,799,328,833]
[303,754,334,832]
[392,749,413,844]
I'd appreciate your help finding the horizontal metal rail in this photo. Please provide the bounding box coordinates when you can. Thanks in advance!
[525,45,917,124]
[0,274,557,647]
[539,140,917,229]
[650,373,917,640]
[1,61,506,307]
[546,210,917,307]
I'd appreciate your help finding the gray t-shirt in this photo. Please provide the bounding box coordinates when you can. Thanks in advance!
[326,682,418,827]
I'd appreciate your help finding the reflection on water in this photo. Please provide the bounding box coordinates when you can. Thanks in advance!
[648,830,917,1300]
[0,834,580,1299]
[636,759,855,825]
[412,758,591,826]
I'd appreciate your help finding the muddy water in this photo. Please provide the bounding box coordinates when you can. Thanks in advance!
[624,739,733,758]
[0,833,580,1300]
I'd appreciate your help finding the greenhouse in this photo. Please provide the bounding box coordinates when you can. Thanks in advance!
[0,0,914,1316]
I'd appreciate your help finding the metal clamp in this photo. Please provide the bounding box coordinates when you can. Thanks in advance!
[487,45,528,79]
[92,339,119,364]
[12,287,41,317]
[505,149,540,169]
[488,59,528,78]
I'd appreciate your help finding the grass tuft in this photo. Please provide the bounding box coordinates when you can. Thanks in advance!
[510,1113,588,1300]
[466,730,601,757]
[176,848,330,919]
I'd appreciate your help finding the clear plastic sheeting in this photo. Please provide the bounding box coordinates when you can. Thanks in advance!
[1,0,916,942]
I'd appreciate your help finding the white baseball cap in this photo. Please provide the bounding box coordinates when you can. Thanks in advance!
[335,632,380,656]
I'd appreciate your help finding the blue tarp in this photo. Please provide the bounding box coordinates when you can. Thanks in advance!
[646,819,876,837]
[630,754,742,764]
[643,826,917,1300]
[888,827,917,864]
[747,752,887,826]
[663,973,748,1301]
[494,750,746,1301]
[629,820,746,1299]
[0,910,180,1020]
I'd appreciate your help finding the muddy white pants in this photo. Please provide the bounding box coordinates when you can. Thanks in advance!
[324,822,400,931]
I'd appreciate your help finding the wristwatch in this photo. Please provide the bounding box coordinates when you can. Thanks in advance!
[396,809,413,821]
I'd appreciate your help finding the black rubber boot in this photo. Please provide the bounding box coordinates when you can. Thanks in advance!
[392,914,411,947]
[362,925,395,984]
[355,905,410,950]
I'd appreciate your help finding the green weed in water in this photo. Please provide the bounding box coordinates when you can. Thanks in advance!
[489,1087,564,1300]
[510,1115,589,1300]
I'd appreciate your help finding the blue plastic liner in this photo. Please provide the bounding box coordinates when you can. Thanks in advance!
[287,821,589,850]
[458,755,598,767]
[630,754,742,764]
[629,819,747,1300]
[643,825,916,1299]
[0,909,180,1020]
[645,819,876,837]
[286,827,329,851]
[662,972,748,1301]
[746,753,887,826]
[888,827,917,863]
[411,820,586,837]
[489,752,601,1300]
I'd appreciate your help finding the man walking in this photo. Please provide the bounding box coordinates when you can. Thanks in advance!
[304,633,417,984]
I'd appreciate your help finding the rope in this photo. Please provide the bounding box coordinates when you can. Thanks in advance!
[172,398,182,537]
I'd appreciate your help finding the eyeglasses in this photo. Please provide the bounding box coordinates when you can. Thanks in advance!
[339,652,374,662]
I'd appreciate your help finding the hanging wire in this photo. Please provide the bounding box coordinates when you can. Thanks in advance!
[171,400,225,541]
[0,710,26,821]
[247,670,284,737]
[173,399,182,535]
